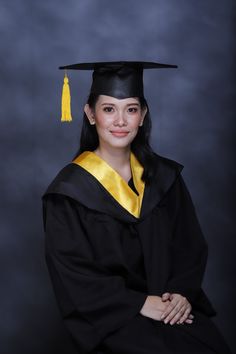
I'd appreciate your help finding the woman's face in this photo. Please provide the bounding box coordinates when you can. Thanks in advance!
[84,95,147,151]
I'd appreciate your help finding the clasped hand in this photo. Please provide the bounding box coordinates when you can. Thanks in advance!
[140,293,194,325]
[160,292,193,325]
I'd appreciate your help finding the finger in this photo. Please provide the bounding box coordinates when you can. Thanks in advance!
[184,318,193,324]
[161,295,189,322]
[165,299,191,325]
[170,295,191,319]
[160,298,179,320]
[162,292,171,301]
[179,307,192,324]
[169,305,187,325]
[177,313,194,325]
[162,300,184,323]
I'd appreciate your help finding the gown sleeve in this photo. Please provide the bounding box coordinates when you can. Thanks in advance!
[164,174,217,316]
[42,193,148,353]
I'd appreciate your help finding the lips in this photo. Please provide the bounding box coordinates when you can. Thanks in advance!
[110,130,129,137]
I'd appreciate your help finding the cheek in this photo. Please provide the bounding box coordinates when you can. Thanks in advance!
[94,117,112,138]
[94,113,112,129]
[129,128,139,140]
[128,115,142,129]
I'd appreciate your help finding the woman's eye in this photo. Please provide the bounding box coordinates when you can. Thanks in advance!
[128,107,138,113]
[103,107,114,112]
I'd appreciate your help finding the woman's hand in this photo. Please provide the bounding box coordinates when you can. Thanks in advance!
[140,295,171,321]
[160,292,193,325]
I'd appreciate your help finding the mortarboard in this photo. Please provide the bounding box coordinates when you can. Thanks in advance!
[59,61,178,122]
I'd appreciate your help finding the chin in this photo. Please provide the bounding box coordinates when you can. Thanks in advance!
[108,141,133,149]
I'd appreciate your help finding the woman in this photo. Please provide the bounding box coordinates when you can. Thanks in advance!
[42,61,231,353]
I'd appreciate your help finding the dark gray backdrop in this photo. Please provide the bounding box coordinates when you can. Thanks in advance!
[1,0,235,353]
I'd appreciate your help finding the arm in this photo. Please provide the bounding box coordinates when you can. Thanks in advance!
[42,194,148,353]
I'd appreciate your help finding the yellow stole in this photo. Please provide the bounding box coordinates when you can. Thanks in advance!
[72,151,145,218]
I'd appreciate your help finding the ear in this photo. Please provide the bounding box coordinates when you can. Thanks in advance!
[139,106,148,126]
[84,104,96,125]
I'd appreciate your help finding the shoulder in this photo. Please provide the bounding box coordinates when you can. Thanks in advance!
[136,152,185,216]
[151,153,195,209]
[152,152,184,173]
[149,152,184,188]
[41,162,87,200]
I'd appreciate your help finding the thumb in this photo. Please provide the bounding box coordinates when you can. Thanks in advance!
[162,292,171,301]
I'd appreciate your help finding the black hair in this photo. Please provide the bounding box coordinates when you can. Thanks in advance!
[73,93,157,184]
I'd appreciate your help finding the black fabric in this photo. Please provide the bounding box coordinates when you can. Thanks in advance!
[42,153,184,223]
[90,65,144,99]
[128,177,139,196]
[58,61,177,99]
[59,61,178,71]
[42,153,231,354]
[100,313,223,354]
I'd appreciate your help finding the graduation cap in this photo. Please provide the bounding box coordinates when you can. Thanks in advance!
[59,61,178,122]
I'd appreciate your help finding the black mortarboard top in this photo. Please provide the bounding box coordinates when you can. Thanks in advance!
[59,61,177,122]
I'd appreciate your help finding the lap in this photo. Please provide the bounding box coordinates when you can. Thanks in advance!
[99,312,230,354]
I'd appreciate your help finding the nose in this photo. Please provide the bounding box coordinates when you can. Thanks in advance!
[114,111,127,126]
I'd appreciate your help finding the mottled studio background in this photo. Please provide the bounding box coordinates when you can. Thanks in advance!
[1,0,235,353]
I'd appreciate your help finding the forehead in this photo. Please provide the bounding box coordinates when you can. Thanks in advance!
[96,95,140,105]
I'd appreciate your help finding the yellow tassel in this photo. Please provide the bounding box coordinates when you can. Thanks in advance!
[61,72,72,122]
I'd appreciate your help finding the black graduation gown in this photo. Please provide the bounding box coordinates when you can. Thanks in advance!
[42,153,231,354]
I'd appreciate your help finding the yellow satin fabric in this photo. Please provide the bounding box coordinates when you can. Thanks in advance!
[72,151,145,218]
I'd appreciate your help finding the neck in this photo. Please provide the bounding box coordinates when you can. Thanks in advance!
[93,145,132,181]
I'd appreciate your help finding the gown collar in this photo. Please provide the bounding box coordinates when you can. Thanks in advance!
[42,152,184,223]
[72,151,145,218]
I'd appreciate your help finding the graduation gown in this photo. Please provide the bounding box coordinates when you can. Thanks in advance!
[42,151,231,354]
